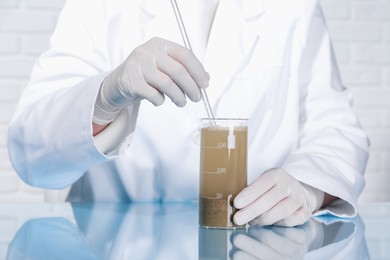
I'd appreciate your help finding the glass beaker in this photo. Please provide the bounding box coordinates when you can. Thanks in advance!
[199,118,248,229]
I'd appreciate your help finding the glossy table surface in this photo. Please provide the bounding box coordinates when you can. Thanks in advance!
[1,202,389,260]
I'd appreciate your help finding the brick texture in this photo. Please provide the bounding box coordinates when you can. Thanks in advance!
[320,0,390,207]
[0,0,66,204]
[0,0,389,206]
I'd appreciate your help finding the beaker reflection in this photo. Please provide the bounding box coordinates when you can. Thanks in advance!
[198,226,246,260]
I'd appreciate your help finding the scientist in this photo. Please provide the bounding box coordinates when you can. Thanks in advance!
[8,0,369,227]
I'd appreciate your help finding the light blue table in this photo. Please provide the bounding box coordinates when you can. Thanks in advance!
[1,202,389,259]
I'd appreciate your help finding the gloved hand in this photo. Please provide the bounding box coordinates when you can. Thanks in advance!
[233,168,324,227]
[93,37,210,125]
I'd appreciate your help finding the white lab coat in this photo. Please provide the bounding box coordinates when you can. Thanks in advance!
[8,0,369,217]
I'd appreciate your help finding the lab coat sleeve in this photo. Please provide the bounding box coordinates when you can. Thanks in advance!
[7,0,136,189]
[282,5,370,217]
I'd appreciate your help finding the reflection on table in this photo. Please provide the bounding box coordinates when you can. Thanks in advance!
[7,203,368,260]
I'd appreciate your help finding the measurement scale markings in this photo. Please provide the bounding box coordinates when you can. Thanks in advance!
[203,193,224,199]
[202,171,224,174]
[203,196,223,200]
[202,142,227,149]
[202,168,227,175]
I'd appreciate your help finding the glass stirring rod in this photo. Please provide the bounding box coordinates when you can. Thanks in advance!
[170,0,215,120]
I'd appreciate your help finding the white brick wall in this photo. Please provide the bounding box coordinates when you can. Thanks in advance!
[0,0,389,202]
[0,0,66,202]
[320,0,390,203]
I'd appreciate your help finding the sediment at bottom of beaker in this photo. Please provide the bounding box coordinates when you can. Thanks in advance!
[199,197,244,229]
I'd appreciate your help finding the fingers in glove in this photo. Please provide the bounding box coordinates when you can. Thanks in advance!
[165,40,210,89]
[234,185,289,226]
[249,193,304,226]
[234,172,278,210]
[122,67,166,106]
[156,55,201,103]
[143,65,187,107]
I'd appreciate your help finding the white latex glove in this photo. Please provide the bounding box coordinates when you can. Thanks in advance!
[93,37,210,125]
[233,168,324,227]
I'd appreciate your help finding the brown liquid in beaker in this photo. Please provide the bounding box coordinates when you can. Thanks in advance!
[199,125,247,228]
